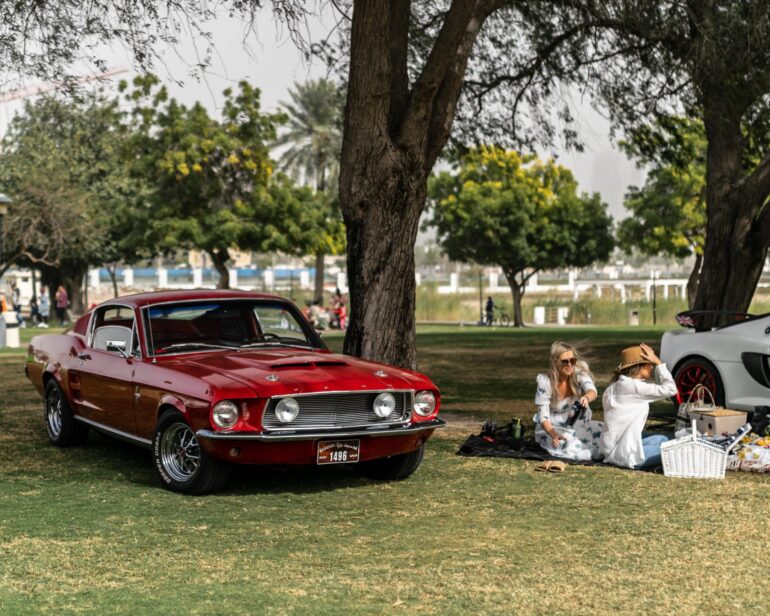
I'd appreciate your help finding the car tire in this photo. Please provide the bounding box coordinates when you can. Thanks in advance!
[673,356,726,407]
[152,410,231,495]
[358,443,426,481]
[44,380,89,446]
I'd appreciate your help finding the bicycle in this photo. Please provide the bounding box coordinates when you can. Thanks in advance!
[487,305,511,327]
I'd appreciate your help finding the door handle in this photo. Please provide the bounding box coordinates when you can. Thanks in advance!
[77,352,91,361]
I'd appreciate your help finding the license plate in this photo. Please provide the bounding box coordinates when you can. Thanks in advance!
[317,439,360,465]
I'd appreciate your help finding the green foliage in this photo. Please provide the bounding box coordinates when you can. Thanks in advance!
[274,78,347,287]
[127,75,279,256]
[0,93,146,280]
[125,75,337,285]
[618,116,706,260]
[427,147,614,324]
[275,78,344,193]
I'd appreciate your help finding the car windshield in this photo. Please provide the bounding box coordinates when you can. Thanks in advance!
[146,300,317,355]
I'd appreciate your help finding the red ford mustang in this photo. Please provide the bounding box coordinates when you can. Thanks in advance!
[25,290,443,494]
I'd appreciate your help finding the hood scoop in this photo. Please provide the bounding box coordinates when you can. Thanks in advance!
[270,360,349,370]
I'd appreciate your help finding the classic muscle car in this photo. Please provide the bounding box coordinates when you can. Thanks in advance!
[25,290,443,494]
[660,310,770,410]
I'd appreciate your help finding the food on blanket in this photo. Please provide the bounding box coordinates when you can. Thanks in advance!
[730,432,770,466]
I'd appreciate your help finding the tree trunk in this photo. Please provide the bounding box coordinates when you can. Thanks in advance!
[686,252,702,310]
[340,0,492,368]
[60,269,87,315]
[694,102,769,322]
[343,176,424,368]
[107,264,119,298]
[314,252,325,304]
[209,249,230,290]
[502,269,526,328]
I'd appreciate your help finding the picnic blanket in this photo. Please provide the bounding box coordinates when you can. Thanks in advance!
[456,434,612,467]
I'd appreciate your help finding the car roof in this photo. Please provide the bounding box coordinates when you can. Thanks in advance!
[98,289,289,309]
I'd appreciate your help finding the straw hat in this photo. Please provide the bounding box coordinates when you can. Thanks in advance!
[617,345,650,371]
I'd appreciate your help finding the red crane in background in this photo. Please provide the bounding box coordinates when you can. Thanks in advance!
[0,67,129,103]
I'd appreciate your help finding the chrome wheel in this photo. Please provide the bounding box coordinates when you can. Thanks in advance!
[159,422,201,482]
[45,386,63,439]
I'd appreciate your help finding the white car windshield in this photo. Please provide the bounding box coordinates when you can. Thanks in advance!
[146,300,316,355]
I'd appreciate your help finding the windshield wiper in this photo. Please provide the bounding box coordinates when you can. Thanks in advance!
[155,342,234,354]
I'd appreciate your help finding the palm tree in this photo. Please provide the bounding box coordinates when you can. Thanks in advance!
[275,80,344,303]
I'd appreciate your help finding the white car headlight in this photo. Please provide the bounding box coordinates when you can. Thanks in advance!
[414,391,437,416]
[212,400,240,429]
[275,397,300,423]
[373,392,396,418]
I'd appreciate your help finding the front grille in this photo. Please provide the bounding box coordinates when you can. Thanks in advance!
[262,391,413,431]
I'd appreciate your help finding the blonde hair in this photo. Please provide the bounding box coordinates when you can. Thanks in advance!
[548,341,593,402]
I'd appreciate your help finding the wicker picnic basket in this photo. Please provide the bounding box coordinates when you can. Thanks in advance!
[661,420,745,480]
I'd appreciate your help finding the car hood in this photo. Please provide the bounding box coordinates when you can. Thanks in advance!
[161,349,434,397]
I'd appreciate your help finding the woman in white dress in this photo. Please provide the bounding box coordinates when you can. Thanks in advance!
[534,342,604,461]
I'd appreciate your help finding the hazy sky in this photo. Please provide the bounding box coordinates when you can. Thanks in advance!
[0,6,644,220]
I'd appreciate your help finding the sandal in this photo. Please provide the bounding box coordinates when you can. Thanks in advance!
[548,461,567,473]
[535,461,553,472]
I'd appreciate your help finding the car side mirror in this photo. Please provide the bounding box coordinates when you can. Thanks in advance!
[106,340,130,359]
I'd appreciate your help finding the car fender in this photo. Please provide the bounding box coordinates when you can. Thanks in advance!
[662,329,723,370]
[157,393,192,423]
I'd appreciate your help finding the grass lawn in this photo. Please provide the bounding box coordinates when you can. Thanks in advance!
[1,325,768,615]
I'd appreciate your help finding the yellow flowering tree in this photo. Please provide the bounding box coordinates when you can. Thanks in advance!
[128,76,316,288]
[428,147,614,327]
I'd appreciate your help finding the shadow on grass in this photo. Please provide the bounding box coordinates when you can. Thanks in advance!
[54,430,381,496]
[223,463,373,496]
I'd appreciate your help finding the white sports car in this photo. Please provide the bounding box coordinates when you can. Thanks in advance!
[660,311,770,410]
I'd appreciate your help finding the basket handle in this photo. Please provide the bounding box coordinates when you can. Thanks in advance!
[686,384,716,408]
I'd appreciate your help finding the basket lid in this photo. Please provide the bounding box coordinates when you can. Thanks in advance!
[691,408,746,417]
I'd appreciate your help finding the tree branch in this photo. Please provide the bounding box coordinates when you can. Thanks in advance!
[522,268,540,284]
[741,152,770,240]
[387,0,411,137]
[399,0,504,168]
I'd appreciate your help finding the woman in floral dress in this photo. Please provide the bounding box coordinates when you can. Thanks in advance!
[533,342,604,461]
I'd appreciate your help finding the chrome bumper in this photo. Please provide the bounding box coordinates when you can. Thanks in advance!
[196,418,446,442]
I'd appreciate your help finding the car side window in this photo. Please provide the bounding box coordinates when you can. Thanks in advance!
[90,306,136,355]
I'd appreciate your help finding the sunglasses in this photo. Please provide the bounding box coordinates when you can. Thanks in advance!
[560,357,577,367]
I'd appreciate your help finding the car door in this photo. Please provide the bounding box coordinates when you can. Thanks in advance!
[74,305,138,436]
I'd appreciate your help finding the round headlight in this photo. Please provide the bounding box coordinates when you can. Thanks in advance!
[275,397,300,423]
[414,391,437,416]
[212,400,240,429]
[373,392,397,418]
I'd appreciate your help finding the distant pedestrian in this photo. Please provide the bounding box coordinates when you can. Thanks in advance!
[485,296,494,326]
[55,285,69,326]
[39,287,50,328]
[29,296,39,324]
[10,284,24,328]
